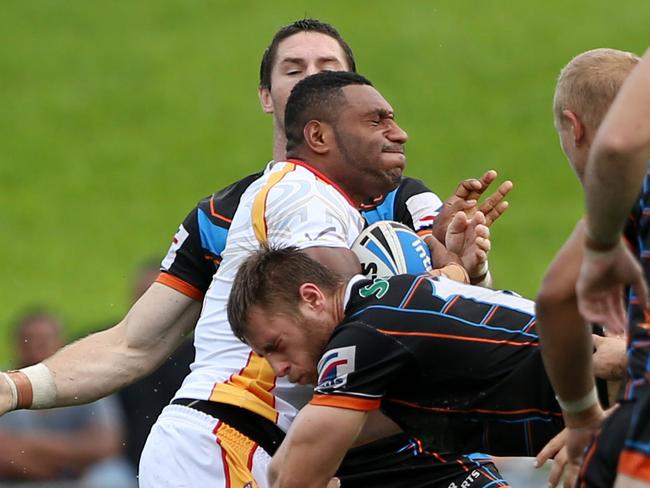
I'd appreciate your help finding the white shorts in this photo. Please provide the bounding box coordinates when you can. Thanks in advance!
[139,404,272,488]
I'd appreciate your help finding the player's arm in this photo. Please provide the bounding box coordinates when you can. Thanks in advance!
[269,404,367,488]
[536,220,604,487]
[0,283,200,414]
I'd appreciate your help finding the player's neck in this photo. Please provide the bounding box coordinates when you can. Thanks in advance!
[331,285,347,326]
[272,126,288,162]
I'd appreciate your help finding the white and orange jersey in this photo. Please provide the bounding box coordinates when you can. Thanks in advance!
[173,159,365,431]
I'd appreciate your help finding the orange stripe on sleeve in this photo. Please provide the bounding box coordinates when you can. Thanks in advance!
[310,394,380,411]
[156,272,204,301]
[378,329,538,348]
[618,450,650,482]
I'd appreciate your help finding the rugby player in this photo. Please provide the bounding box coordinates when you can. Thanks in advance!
[226,245,624,488]
[536,48,650,487]
[0,20,510,487]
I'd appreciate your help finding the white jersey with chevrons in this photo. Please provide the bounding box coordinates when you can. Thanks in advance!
[173,160,365,432]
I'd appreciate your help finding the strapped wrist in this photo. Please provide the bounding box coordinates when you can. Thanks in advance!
[1,373,18,411]
[556,386,599,414]
[584,230,620,254]
[2,364,56,410]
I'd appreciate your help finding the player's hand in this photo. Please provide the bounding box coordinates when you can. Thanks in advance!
[0,374,13,416]
[592,334,627,380]
[561,404,605,488]
[535,428,567,488]
[576,240,649,334]
[431,170,512,242]
[445,211,490,281]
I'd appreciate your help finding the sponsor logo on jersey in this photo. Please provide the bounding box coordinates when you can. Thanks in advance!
[161,224,189,270]
[316,346,356,391]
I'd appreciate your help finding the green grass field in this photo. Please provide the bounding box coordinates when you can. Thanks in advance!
[1,0,649,365]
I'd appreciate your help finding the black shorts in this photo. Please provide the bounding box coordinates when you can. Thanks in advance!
[337,434,510,488]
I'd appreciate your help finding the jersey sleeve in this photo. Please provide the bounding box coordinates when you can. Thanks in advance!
[264,180,361,250]
[157,204,217,301]
[310,323,414,411]
[395,177,443,235]
[361,177,443,235]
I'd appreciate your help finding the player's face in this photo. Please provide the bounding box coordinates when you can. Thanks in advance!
[259,32,351,131]
[333,84,408,197]
[245,306,329,385]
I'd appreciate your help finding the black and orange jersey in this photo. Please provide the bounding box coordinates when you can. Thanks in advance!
[156,172,442,301]
[311,274,563,456]
[622,161,650,401]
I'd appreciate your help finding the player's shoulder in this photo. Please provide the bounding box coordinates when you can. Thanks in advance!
[195,171,264,224]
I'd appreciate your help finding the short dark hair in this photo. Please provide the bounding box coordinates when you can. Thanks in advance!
[284,71,372,154]
[259,19,357,89]
[228,246,342,343]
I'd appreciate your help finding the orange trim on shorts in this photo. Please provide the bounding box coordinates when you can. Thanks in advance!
[310,394,380,411]
[156,272,204,301]
[213,421,260,488]
[618,450,650,482]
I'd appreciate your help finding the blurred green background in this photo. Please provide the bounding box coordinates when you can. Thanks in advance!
[1,1,648,366]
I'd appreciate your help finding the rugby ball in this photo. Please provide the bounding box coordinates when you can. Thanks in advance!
[351,221,432,279]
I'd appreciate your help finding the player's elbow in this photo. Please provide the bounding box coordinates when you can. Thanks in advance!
[536,280,576,328]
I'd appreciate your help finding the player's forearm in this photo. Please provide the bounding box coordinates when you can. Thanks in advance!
[537,293,595,402]
[48,299,199,405]
[1,284,200,412]
[584,48,650,246]
[537,223,596,402]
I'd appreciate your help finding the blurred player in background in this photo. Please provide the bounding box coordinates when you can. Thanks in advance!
[536,47,650,487]
[0,310,135,487]
[0,19,510,487]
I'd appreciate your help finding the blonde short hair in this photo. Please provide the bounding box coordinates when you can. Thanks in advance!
[554,48,639,130]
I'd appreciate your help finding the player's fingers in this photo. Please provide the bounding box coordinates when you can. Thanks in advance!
[479,169,498,187]
[448,211,468,234]
[479,180,513,209]
[483,201,509,227]
[475,237,491,254]
[454,179,482,199]
[535,430,565,467]
[547,454,567,488]
[563,464,580,488]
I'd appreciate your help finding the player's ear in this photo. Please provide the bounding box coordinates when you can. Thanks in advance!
[259,87,274,114]
[562,110,586,146]
[303,120,332,155]
[298,283,326,310]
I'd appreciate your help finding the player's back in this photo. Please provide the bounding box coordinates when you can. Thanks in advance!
[342,274,562,455]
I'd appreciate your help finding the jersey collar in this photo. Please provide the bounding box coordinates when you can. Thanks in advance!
[286,158,357,208]
[343,274,368,311]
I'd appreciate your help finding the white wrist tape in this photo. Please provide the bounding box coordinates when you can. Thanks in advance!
[556,386,598,414]
[1,373,18,411]
[20,364,56,409]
